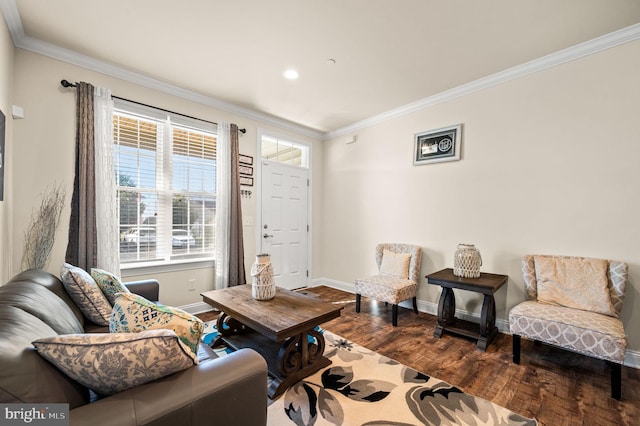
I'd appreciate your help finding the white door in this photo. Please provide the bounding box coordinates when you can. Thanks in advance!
[260,161,309,290]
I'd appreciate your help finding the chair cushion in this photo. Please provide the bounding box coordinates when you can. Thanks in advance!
[32,330,197,397]
[380,250,411,279]
[509,301,626,362]
[355,275,417,305]
[534,256,616,317]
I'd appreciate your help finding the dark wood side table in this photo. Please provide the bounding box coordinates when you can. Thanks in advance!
[426,268,507,351]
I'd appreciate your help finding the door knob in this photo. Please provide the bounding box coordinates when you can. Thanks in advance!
[263,233,273,239]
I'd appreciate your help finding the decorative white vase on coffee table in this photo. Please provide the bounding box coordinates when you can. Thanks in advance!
[251,254,276,300]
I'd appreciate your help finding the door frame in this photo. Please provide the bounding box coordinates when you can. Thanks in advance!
[256,128,313,285]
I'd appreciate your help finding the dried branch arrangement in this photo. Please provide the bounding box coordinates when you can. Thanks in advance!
[21,183,66,271]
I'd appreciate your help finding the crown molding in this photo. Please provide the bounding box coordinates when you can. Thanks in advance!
[325,23,640,141]
[0,0,23,43]
[3,0,638,142]
[0,0,323,140]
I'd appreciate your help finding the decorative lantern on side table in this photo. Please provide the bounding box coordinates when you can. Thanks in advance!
[251,254,276,300]
[453,244,482,278]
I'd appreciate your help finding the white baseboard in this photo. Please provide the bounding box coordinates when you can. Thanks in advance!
[311,277,640,369]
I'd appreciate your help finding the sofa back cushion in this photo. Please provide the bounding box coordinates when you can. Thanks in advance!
[7,269,85,327]
[0,282,84,335]
[0,305,89,408]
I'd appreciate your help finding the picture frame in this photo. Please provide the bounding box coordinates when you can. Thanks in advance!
[239,165,253,176]
[240,176,254,187]
[239,154,253,165]
[413,124,462,165]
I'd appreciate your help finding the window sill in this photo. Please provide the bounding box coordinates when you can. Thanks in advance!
[120,258,214,278]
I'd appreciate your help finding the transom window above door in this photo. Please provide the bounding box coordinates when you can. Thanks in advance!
[261,135,309,168]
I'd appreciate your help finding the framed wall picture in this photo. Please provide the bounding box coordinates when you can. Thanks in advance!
[239,154,253,165]
[240,176,254,187]
[239,165,253,176]
[413,124,462,165]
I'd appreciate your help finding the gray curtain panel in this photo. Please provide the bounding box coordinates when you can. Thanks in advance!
[65,82,97,270]
[228,124,246,286]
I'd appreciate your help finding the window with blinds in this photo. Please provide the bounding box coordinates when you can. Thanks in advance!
[114,107,217,266]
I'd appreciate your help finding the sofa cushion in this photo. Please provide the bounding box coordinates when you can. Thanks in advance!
[33,330,197,397]
[91,268,130,306]
[0,305,90,408]
[0,282,84,335]
[60,263,112,326]
[534,256,616,317]
[380,249,411,279]
[8,269,85,326]
[110,293,204,356]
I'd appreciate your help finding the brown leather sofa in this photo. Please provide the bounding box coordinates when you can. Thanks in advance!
[0,269,268,425]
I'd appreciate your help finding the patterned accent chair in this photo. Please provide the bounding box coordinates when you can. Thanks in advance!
[509,255,628,400]
[355,243,422,326]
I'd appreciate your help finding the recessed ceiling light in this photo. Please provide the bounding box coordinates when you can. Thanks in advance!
[283,69,299,80]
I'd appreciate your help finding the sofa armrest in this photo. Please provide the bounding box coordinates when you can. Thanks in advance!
[69,348,268,426]
[125,279,159,302]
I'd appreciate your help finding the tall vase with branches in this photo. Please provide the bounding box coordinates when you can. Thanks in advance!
[21,184,66,271]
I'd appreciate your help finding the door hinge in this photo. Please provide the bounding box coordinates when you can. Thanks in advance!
[306,270,309,277]
[307,224,309,232]
[307,179,309,186]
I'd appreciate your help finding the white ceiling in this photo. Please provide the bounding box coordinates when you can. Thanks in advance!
[5,0,640,135]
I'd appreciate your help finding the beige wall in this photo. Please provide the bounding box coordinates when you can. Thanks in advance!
[10,49,323,308]
[0,16,14,284]
[322,40,640,356]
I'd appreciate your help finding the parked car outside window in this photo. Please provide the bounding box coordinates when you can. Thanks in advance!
[172,229,196,248]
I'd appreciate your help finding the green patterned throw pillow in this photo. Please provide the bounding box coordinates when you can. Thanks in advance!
[91,268,130,306]
[110,292,204,356]
[33,330,197,396]
[60,263,112,326]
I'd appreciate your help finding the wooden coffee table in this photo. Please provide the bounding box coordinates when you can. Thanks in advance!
[201,285,343,398]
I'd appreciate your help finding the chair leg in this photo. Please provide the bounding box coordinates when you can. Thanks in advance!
[512,334,521,364]
[412,297,418,314]
[392,305,398,326]
[355,294,361,313]
[611,362,622,400]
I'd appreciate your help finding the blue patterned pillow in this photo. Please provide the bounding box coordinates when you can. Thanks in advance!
[91,268,130,306]
[60,263,112,326]
[110,293,204,356]
[33,330,197,396]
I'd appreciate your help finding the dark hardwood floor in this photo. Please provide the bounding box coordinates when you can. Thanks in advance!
[198,286,639,426]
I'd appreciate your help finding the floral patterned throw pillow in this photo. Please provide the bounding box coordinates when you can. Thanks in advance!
[91,268,130,306]
[60,263,112,326]
[110,292,204,356]
[33,330,197,396]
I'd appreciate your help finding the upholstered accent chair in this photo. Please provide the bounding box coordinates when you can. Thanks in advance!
[509,254,628,400]
[355,243,422,326]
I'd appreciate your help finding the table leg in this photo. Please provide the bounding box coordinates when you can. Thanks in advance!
[269,328,329,398]
[478,294,497,351]
[435,287,456,338]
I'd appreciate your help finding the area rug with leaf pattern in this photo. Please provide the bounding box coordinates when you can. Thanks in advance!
[267,330,537,426]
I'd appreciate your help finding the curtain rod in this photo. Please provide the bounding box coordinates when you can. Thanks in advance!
[60,79,246,133]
